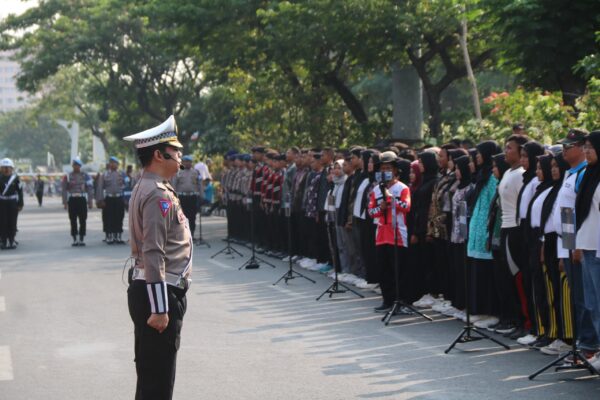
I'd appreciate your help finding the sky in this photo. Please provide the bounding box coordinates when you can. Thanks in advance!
[0,0,38,20]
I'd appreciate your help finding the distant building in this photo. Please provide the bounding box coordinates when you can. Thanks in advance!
[0,51,28,112]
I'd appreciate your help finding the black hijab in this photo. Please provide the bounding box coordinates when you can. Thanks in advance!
[525,153,554,227]
[576,131,600,230]
[522,141,545,185]
[540,152,570,231]
[492,153,510,178]
[455,155,472,189]
[419,151,439,182]
[470,141,499,207]
[396,159,412,186]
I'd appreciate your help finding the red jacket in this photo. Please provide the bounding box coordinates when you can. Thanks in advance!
[368,181,411,247]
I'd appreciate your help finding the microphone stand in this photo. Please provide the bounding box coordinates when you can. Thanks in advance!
[195,209,211,248]
[274,194,316,285]
[240,196,276,270]
[445,200,508,353]
[317,194,364,300]
[383,183,433,325]
[211,195,244,259]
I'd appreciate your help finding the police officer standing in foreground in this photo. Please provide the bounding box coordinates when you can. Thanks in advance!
[96,156,126,244]
[173,155,202,241]
[62,158,94,246]
[0,158,23,250]
[124,115,192,400]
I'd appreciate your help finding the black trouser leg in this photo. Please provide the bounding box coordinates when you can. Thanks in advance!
[377,245,395,305]
[180,195,198,237]
[316,212,330,264]
[0,200,7,243]
[36,192,43,206]
[5,200,18,241]
[68,197,87,237]
[544,233,564,339]
[128,281,186,400]
[106,197,125,234]
[498,228,524,324]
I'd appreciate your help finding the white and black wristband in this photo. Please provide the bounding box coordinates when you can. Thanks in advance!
[146,281,169,314]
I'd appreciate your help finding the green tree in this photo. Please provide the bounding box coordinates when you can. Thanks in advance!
[487,0,600,105]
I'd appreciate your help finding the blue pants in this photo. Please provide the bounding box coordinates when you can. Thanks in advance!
[582,251,600,341]
[563,257,599,350]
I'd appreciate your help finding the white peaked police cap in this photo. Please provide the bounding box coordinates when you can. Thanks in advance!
[123,115,183,149]
[0,158,14,168]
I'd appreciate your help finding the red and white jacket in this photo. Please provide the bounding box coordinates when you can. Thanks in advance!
[368,181,411,247]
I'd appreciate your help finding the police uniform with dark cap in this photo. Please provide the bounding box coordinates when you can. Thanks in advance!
[124,115,192,400]
[0,158,23,250]
[96,156,126,244]
[62,158,94,246]
[173,155,202,238]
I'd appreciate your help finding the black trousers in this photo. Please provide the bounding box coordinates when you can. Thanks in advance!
[36,191,43,206]
[316,211,330,264]
[498,227,526,324]
[68,197,88,237]
[179,195,199,236]
[105,197,125,234]
[0,199,18,241]
[128,280,187,400]
[376,244,408,305]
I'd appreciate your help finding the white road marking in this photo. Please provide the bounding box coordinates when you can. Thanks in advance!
[0,346,14,381]
[0,297,4,312]
[207,259,235,270]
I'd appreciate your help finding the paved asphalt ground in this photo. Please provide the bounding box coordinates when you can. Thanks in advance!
[1,196,600,399]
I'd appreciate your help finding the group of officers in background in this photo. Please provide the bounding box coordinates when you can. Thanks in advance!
[0,154,210,248]
[220,126,600,372]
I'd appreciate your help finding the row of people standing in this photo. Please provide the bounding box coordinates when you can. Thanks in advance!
[220,127,600,371]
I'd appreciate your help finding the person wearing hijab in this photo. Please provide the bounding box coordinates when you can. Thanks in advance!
[534,152,575,355]
[410,151,440,307]
[409,160,422,193]
[522,153,555,348]
[466,141,500,321]
[329,159,350,274]
[574,130,600,369]
[427,144,458,309]
[359,150,381,286]
[446,155,475,320]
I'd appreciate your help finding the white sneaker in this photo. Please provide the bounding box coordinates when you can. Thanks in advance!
[469,315,486,323]
[517,334,538,346]
[452,310,467,322]
[590,354,600,372]
[432,300,452,312]
[342,274,360,284]
[282,256,291,262]
[353,279,369,288]
[474,316,500,329]
[372,286,382,295]
[540,339,571,355]
[412,294,436,308]
[441,306,459,317]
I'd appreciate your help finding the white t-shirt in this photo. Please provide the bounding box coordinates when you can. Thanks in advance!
[530,186,551,230]
[544,200,558,234]
[519,178,539,222]
[576,184,600,251]
[498,167,524,228]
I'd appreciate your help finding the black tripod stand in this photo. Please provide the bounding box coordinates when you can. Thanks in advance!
[239,197,276,270]
[316,196,364,300]
[382,190,432,325]
[274,196,316,285]
[445,201,508,352]
[211,200,244,259]
[528,251,600,379]
[195,211,210,248]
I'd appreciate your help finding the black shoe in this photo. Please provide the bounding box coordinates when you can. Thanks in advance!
[374,304,392,313]
[6,241,17,250]
[495,323,516,335]
[530,336,552,350]
[106,234,115,244]
[72,241,79,247]
[79,240,86,247]
[509,327,526,340]
[395,306,414,315]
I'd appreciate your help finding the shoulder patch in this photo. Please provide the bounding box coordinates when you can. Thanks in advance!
[158,198,172,217]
